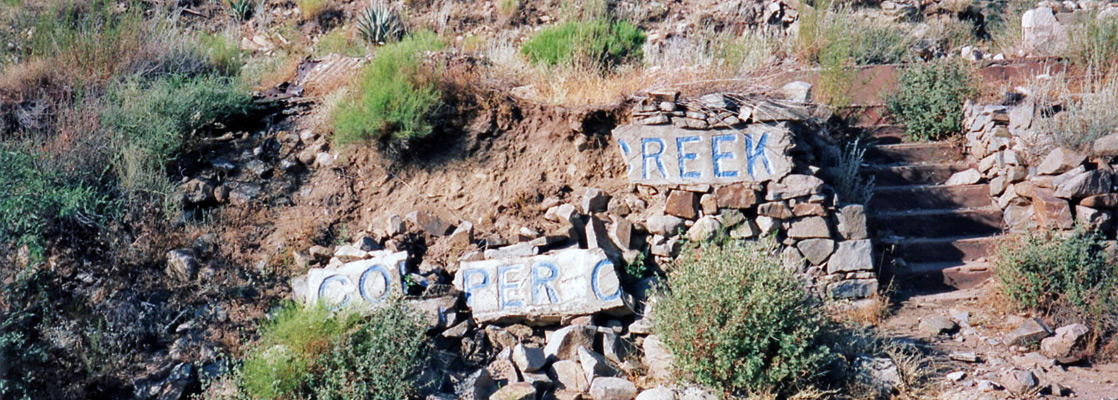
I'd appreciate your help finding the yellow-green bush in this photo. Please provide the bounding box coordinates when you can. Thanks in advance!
[886,60,974,141]
[520,19,645,70]
[995,228,1117,331]
[332,31,444,148]
[237,302,427,400]
[654,240,836,396]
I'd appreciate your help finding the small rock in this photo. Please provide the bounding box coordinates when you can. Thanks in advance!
[166,249,198,281]
[946,168,983,185]
[946,371,966,381]
[647,214,686,236]
[796,238,835,265]
[686,216,722,242]
[549,360,589,392]
[407,211,453,236]
[636,387,677,400]
[786,216,831,239]
[1037,147,1086,175]
[489,382,535,400]
[827,240,873,273]
[781,81,812,102]
[513,344,546,373]
[588,377,637,400]
[1006,318,1053,347]
[948,351,979,363]
[544,325,595,361]
[643,335,674,382]
[181,179,215,204]
[664,190,699,220]
[1000,369,1038,395]
[837,205,869,240]
[1040,323,1089,363]
[854,356,901,395]
[386,215,407,236]
[919,316,959,336]
[578,346,618,382]
[714,183,757,209]
[582,188,611,214]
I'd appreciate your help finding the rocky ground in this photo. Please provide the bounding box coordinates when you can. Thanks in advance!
[882,280,1118,399]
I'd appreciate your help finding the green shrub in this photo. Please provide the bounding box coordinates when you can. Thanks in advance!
[297,0,330,21]
[103,74,250,198]
[886,60,974,141]
[0,145,112,247]
[315,29,367,58]
[654,240,836,396]
[238,302,427,400]
[332,32,443,147]
[851,24,914,65]
[995,228,1117,326]
[310,302,428,400]
[520,19,645,69]
[198,32,244,77]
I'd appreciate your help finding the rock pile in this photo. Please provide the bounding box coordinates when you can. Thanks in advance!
[1020,1,1118,56]
[286,92,878,399]
[962,101,1118,236]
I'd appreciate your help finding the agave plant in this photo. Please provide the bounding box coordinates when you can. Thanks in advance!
[224,0,255,21]
[357,2,405,45]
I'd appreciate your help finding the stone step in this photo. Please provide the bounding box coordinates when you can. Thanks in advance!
[870,207,1004,238]
[888,235,1001,263]
[895,260,994,290]
[846,124,906,144]
[870,184,994,211]
[865,163,970,186]
[865,142,965,166]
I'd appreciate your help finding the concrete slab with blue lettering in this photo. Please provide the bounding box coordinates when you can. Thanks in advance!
[613,123,793,185]
[453,248,630,324]
[296,251,410,308]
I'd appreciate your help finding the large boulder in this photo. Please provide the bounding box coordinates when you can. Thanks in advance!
[1022,7,1068,56]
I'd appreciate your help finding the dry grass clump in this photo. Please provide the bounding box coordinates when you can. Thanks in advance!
[1029,72,1118,151]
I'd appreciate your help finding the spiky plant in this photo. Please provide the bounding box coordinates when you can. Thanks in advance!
[224,0,255,20]
[357,2,404,46]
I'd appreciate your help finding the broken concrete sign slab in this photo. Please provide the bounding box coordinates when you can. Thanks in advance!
[454,248,630,324]
[613,123,793,185]
[292,251,409,308]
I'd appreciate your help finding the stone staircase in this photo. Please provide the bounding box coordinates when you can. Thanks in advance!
[860,125,1004,289]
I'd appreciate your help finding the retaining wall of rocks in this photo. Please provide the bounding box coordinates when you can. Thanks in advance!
[962,100,1118,236]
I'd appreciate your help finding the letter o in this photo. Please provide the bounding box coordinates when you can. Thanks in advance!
[359,265,392,303]
[317,275,352,308]
[591,259,621,301]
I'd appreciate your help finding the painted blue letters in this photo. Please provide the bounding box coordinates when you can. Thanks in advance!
[462,269,490,307]
[358,265,391,303]
[318,274,352,308]
[641,138,667,180]
[531,262,561,305]
[744,132,772,178]
[618,140,632,174]
[590,259,621,301]
[676,136,702,179]
[711,134,738,178]
[497,265,525,310]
